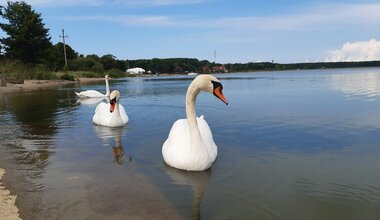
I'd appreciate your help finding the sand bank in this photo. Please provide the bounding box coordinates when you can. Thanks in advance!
[0,169,21,220]
[0,78,105,94]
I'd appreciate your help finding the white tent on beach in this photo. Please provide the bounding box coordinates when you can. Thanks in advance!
[126,67,145,74]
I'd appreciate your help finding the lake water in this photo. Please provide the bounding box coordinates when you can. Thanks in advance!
[1,68,380,219]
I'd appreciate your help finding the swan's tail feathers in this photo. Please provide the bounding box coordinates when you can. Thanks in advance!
[199,115,205,120]
[75,92,81,96]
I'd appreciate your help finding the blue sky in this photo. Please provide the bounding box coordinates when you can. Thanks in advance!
[1,0,380,63]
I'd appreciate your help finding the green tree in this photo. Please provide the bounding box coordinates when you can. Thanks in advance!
[52,42,78,69]
[99,54,116,70]
[55,42,78,61]
[0,1,52,64]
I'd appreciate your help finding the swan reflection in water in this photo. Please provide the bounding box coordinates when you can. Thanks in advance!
[164,164,211,220]
[93,125,132,165]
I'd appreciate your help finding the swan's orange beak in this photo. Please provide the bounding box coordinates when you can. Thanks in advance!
[213,87,228,105]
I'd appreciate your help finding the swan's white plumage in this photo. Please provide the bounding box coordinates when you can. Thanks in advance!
[162,115,217,171]
[75,90,106,98]
[162,74,227,171]
[76,75,111,98]
[92,90,128,127]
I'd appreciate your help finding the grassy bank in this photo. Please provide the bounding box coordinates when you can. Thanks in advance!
[0,60,127,81]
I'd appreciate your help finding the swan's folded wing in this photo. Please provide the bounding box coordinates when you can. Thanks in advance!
[93,102,111,125]
[94,102,108,113]
[119,104,129,124]
[162,119,191,165]
[197,116,218,162]
[167,119,190,141]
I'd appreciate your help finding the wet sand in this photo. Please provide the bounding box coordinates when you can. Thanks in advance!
[0,169,21,220]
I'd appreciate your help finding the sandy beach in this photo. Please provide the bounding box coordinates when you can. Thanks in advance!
[0,169,21,220]
[0,78,105,94]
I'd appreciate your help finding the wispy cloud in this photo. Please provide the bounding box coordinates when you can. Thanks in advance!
[326,39,380,62]
[62,15,179,26]
[188,2,380,31]
[6,0,102,7]
[57,2,380,31]
[121,0,210,6]
[18,0,210,7]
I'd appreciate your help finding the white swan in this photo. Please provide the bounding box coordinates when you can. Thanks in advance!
[75,75,111,98]
[162,74,228,171]
[93,90,129,127]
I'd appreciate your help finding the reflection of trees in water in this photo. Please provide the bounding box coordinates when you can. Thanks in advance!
[5,89,77,135]
[3,89,78,169]
[0,88,78,219]
[164,164,211,220]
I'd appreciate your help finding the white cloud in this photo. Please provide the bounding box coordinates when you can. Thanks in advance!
[326,39,380,62]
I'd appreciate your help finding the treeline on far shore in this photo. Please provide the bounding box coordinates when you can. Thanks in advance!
[3,56,380,81]
[224,60,380,72]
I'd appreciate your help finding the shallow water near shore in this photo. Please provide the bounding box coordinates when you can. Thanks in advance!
[1,68,380,219]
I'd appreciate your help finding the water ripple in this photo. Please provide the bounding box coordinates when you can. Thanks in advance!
[295,178,380,204]
[329,72,380,101]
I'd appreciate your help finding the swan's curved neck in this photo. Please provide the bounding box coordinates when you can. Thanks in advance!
[105,78,110,96]
[186,81,202,142]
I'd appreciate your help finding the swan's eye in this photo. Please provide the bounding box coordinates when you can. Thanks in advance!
[211,81,223,90]
[110,98,116,104]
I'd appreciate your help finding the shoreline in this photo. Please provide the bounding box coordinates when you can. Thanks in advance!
[0,168,21,220]
[0,78,105,94]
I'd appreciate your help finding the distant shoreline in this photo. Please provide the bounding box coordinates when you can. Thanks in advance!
[2,66,380,94]
[0,74,187,94]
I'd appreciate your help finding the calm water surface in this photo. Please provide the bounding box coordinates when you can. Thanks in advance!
[1,68,380,219]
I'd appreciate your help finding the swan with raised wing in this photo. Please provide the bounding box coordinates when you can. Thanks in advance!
[162,74,228,171]
[75,75,111,98]
[93,90,129,127]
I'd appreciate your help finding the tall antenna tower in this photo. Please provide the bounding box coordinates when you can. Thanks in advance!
[214,50,216,62]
